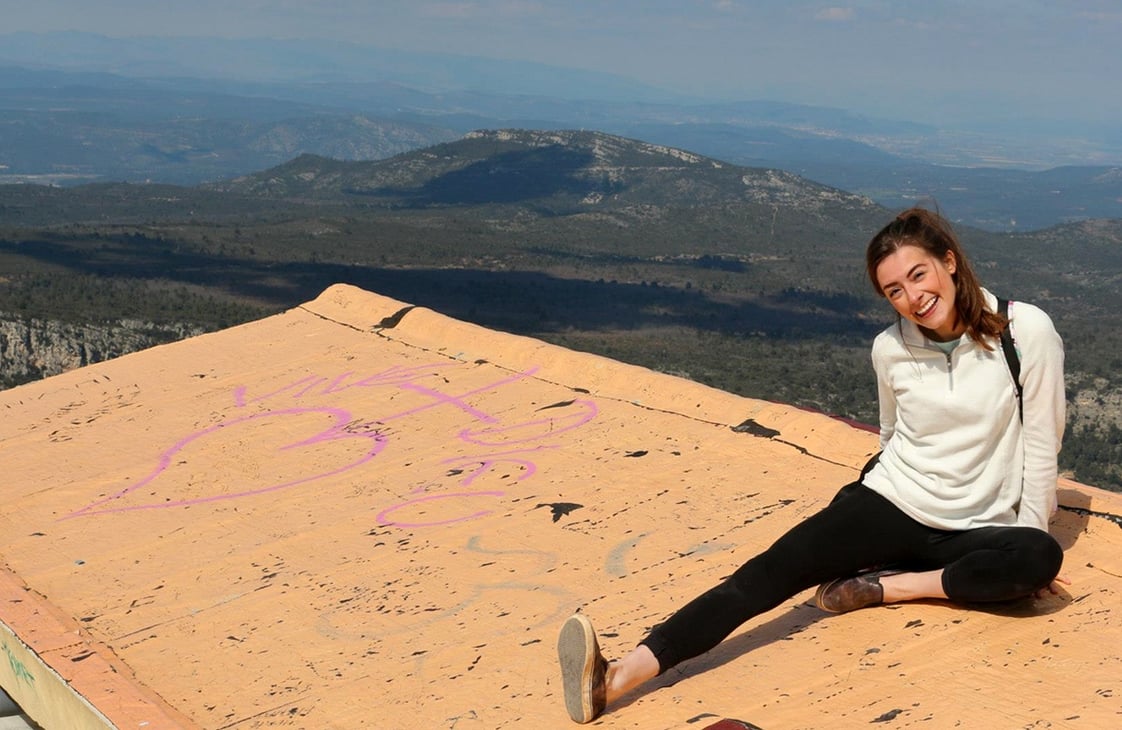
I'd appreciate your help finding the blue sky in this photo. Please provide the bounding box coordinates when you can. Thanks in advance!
[5,1,1121,129]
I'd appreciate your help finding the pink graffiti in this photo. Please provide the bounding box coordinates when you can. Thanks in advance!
[66,407,388,518]
[379,368,538,423]
[234,364,461,407]
[459,399,598,446]
[72,361,599,522]
[376,402,599,528]
[442,446,557,486]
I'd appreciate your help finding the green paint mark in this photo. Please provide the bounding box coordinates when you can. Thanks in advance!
[2,642,36,686]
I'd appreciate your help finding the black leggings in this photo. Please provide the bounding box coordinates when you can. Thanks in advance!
[639,481,1064,673]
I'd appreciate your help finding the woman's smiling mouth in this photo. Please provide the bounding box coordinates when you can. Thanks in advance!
[916,296,938,318]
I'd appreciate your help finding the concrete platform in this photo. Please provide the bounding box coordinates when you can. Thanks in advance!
[0,688,36,729]
[1,284,1119,728]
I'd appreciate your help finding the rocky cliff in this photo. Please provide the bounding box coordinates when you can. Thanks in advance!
[0,316,201,388]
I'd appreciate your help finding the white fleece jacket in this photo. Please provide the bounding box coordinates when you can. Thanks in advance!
[862,289,1065,532]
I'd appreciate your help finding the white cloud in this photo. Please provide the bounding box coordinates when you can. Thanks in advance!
[814,6,855,22]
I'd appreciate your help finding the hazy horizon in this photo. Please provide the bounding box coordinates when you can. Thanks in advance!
[3,1,1120,137]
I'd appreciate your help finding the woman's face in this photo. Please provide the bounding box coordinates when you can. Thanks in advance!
[874,244,962,341]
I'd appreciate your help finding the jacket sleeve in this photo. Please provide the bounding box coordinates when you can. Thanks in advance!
[1010,303,1066,531]
[871,333,898,451]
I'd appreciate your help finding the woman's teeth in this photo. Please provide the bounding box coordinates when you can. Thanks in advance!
[916,297,937,317]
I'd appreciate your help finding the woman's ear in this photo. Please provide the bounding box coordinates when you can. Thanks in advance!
[944,251,957,275]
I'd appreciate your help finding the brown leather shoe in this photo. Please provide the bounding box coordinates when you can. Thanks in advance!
[815,570,898,613]
[558,614,608,723]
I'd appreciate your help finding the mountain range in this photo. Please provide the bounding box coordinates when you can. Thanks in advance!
[2,33,1121,231]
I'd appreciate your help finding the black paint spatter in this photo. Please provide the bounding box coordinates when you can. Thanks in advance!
[624,450,648,458]
[537,502,583,522]
[374,306,416,329]
[1059,504,1122,529]
[537,399,576,411]
[731,417,820,459]
[731,418,781,438]
[686,716,764,729]
[871,709,904,723]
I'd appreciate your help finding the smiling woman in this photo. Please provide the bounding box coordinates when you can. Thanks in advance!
[866,208,1008,346]
[557,206,1068,724]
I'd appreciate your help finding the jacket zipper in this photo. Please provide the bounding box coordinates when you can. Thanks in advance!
[945,348,954,393]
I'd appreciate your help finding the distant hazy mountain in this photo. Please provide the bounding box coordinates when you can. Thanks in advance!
[208,128,879,218]
[611,123,1122,230]
[2,33,1121,230]
[207,126,1121,231]
[0,66,459,184]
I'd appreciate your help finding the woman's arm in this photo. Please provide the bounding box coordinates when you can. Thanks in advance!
[1011,303,1066,531]
[872,334,898,450]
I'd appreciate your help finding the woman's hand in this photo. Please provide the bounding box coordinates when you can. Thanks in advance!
[1035,574,1071,599]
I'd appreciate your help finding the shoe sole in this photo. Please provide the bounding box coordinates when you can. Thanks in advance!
[558,614,598,723]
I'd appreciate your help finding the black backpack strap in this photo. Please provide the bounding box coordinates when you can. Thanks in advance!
[997,297,1023,421]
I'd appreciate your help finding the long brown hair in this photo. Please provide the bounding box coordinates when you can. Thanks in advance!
[866,207,1004,349]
